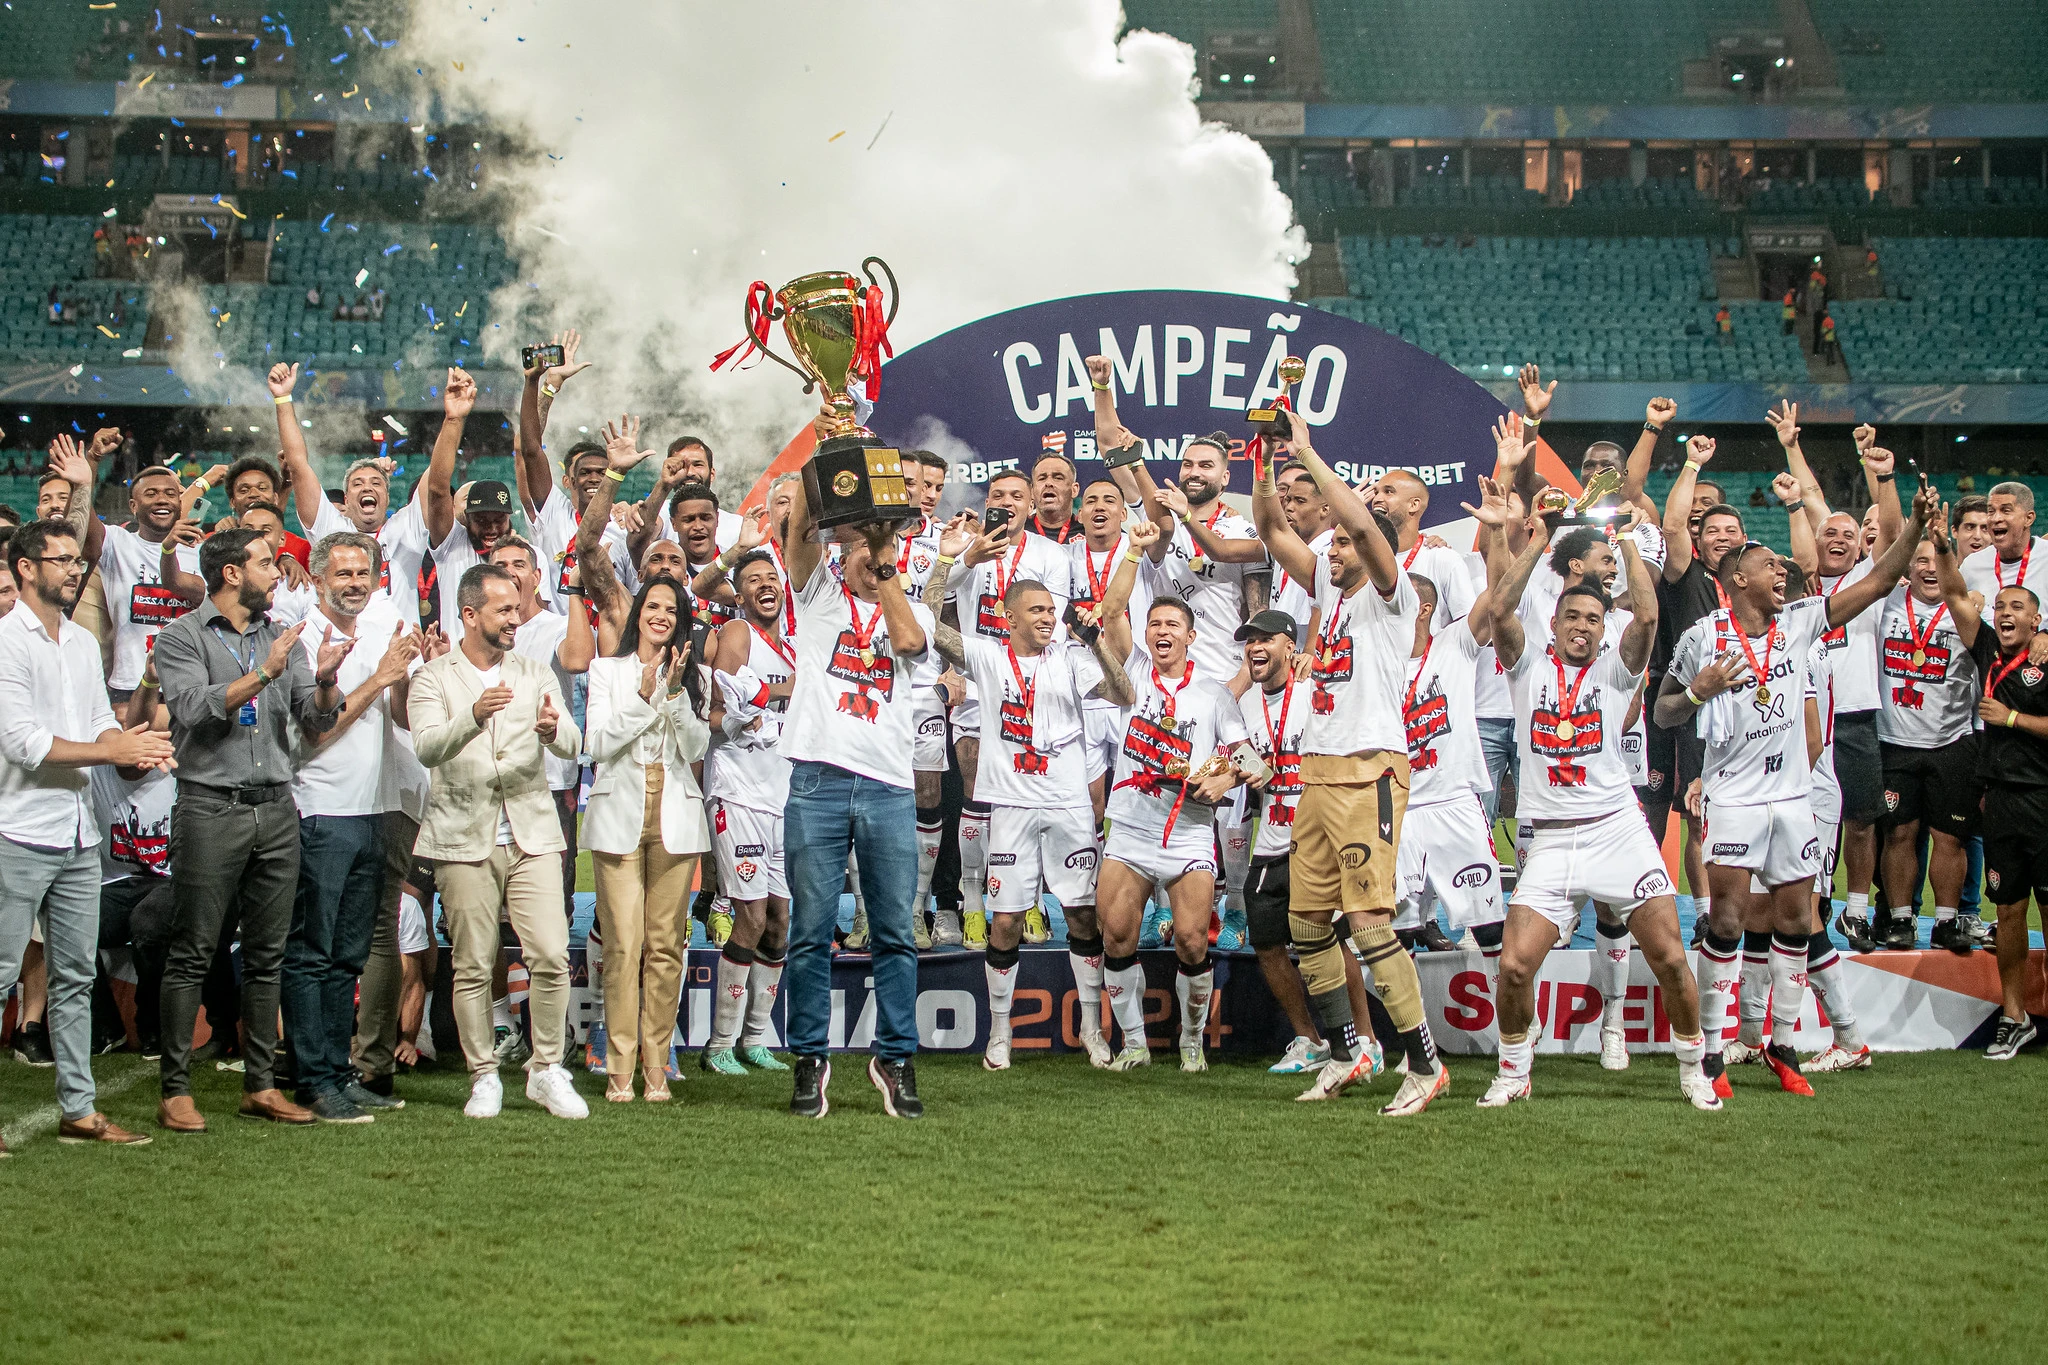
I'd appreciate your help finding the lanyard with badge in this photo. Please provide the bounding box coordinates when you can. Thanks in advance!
[226,630,261,726]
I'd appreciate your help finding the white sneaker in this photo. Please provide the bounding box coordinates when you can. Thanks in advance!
[1379,1065,1451,1117]
[983,1022,1012,1072]
[1806,1042,1873,1072]
[1296,1048,1380,1101]
[464,1070,503,1119]
[1108,1044,1151,1071]
[525,1064,589,1119]
[1723,1038,1766,1066]
[1269,1035,1331,1074]
[1680,1071,1725,1111]
[1179,1038,1207,1073]
[931,909,964,947]
[1079,1025,1114,1069]
[1599,1025,1630,1071]
[1475,1071,1531,1108]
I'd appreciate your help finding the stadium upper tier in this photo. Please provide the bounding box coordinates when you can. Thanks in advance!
[1805,0,2048,102]
[1314,235,1807,383]
[1830,238,2048,384]
[0,2,351,81]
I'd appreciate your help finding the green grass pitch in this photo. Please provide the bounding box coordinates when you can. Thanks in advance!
[2,1048,2044,1362]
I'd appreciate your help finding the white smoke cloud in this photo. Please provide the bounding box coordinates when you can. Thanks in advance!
[399,0,1304,489]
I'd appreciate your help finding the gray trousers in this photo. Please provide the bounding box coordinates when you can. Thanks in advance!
[0,837,102,1120]
[160,792,301,1097]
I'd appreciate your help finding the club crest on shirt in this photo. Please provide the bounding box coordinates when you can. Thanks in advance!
[2026,667,2045,687]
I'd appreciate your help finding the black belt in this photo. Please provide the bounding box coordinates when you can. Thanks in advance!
[184,780,293,807]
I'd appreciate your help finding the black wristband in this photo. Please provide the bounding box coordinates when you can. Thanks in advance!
[1644,422,1664,436]
[1875,471,1895,484]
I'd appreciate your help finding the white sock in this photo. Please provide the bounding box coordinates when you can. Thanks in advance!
[1693,895,1711,927]
[1175,962,1215,1042]
[491,995,514,1032]
[1672,1031,1705,1078]
[1104,962,1148,1049]
[1935,904,1957,923]
[1696,937,1740,1057]
[1807,943,1865,1052]
[959,804,990,918]
[847,849,866,921]
[914,810,942,919]
[1068,938,1105,1034]
[1498,1031,1534,1080]
[985,959,1018,1022]
[1219,822,1250,916]
[1596,928,1630,1029]
[1768,933,1808,1049]
[1845,890,1870,922]
[742,959,783,1047]
[1737,942,1771,1049]
[710,952,749,1050]
[1890,903,1916,922]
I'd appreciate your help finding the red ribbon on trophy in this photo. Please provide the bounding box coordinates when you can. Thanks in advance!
[709,280,777,372]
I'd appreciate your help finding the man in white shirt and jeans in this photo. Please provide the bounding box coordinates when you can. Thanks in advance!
[0,519,174,1150]
[282,532,419,1124]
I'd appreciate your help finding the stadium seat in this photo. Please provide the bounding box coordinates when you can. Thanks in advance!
[1831,238,2048,383]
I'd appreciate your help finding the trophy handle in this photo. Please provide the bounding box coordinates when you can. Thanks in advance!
[750,304,817,390]
[862,256,900,328]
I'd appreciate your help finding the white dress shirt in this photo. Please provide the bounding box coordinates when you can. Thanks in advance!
[0,605,122,848]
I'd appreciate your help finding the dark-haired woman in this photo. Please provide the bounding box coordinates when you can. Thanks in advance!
[584,576,710,1102]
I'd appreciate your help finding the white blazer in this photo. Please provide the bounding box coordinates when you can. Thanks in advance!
[582,654,711,857]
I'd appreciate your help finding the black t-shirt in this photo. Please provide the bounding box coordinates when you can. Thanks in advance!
[1654,558,1723,679]
[1970,628,2048,788]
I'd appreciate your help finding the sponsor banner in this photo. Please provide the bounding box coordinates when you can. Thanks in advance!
[1478,378,2048,427]
[114,78,278,121]
[538,944,2036,1057]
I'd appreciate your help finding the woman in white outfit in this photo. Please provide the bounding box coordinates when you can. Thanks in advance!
[584,575,710,1102]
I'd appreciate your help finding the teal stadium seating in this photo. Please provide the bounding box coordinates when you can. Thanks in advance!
[1830,238,2048,383]
[1317,235,1807,382]
[0,216,150,366]
[1805,0,2048,102]
[0,2,353,82]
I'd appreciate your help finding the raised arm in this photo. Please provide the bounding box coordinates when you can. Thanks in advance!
[268,362,327,530]
[1483,498,1554,670]
[1251,463,1317,589]
[1767,399,1834,537]
[1661,434,1715,582]
[863,524,925,662]
[1858,432,1905,556]
[423,367,473,547]
[1624,396,1674,517]
[1930,501,1983,648]
[1099,518,1159,626]
[581,415,652,636]
[1828,478,1932,628]
[1774,472,1818,577]
[1281,409,1397,594]
[1614,510,1658,673]
[46,436,107,564]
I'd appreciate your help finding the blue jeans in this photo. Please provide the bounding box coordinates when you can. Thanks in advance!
[0,838,102,1120]
[784,761,918,1061]
[282,813,383,1097]
[1477,717,1518,826]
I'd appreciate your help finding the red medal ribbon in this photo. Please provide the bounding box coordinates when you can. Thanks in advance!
[1151,662,1194,726]
[1724,609,1776,696]
[896,515,929,576]
[750,620,795,672]
[1550,647,1596,723]
[1985,647,2030,699]
[841,579,884,660]
[1083,534,1123,605]
[1405,634,1436,712]
[1903,594,1948,663]
[1997,542,2032,590]
[1005,641,1044,770]
[1260,680,1294,759]
[992,540,1026,603]
[1402,540,1422,570]
[768,539,797,637]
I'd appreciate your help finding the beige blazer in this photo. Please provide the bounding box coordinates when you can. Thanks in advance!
[409,646,582,862]
[582,654,711,857]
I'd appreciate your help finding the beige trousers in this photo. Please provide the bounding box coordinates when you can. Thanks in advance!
[438,843,569,1075]
[591,766,697,1078]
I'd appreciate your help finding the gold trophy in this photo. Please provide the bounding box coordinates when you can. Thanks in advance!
[720,257,911,530]
[1532,467,1624,528]
[1245,355,1306,484]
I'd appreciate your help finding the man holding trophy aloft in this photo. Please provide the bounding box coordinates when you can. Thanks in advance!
[718,262,935,1120]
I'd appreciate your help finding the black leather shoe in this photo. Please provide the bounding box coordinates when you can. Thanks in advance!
[867,1056,923,1119]
[790,1056,831,1119]
[1417,921,1459,953]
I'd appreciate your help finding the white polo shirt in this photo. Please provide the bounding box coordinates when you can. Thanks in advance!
[0,605,121,848]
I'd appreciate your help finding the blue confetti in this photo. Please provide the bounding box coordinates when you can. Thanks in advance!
[281,169,297,180]
[319,213,334,231]
[279,23,293,47]
[223,74,243,87]
[170,117,184,126]
[331,52,347,64]
[383,243,402,256]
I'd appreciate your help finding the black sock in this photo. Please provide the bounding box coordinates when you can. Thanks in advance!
[1398,1022,1439,1077]
[1307,989,1358,1062]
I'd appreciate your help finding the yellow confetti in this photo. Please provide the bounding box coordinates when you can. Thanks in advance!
[828,130,846,142]
[452,61,465,71]
[363,98,371,111]
[455,299,468,317]
[224,202,246,219]
[136,71,154,88]
[97,325,119,338]
[89,2,116,9]
[105,179,114,187]
[342,85,358,98]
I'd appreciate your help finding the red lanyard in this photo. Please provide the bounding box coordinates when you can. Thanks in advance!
[1985,648,2029,698]
[1316,592,1347,671]
[1404,634,1436,712]
[750,620,795,671]
[1260,680,1294,756]
[1723,610,1777,702]
[992,541,1026,602]
[1998,543,2032,589]
[1029,515,1076,544]
[1712,577,1732,612]
[1402,540,1422,570]
[840,579,884,662]
[1006,642,1039,744]
[1549,647,1595,738]
[769,540,797,636]
[1083,535,1123,604]
[1903,594,1947,667]
[896,517,925,575]
[1151,662,1193,730]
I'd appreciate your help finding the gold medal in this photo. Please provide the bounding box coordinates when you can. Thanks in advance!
[1189,555,1207,575]
[1160,713,1177,733]
[1754,686,1771,707]
[1911,649,1926,668]
[859,647,876,668]
[1554,718,1575,742]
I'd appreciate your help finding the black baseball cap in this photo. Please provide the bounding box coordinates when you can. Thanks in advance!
[1234,609,1298,642]
[468,480,512,513]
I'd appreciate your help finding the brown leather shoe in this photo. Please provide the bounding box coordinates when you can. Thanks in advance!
[237,1088,315,1125]
[58,1113,152,1146]
[157,1095,206,1133]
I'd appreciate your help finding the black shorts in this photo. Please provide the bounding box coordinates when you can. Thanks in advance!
[1982,784,2048,908]
[1832,709,1885,823]
[1880,735,1983,838]
[1245,855,1291,951]
[1673,723,1705,799]
[1641,681,1678,809]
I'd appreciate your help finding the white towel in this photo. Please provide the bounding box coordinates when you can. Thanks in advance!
[1695,687,1743,747]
